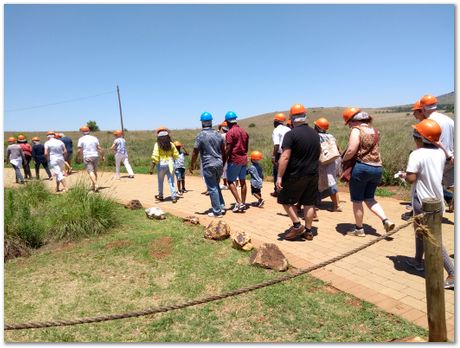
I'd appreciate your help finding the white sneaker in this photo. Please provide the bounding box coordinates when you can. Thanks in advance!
[220,184,228,190]
[347,229,365,237]
[383,220,395,232]
[207,212,223,218]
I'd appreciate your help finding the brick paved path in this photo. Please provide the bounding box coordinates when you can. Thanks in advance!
[5,168,455,339]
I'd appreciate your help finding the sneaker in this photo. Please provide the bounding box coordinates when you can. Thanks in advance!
[241,203,249,211]
[304,231,314,241]
[347,228,365,237]
[285,225,306,240]
[232,204,240,212]
[383,219,396,232]
[270,191,278,197]
[172,198,178,204]
[406,259,424,271]
[182,189,188,193]
[207,212,223,218]
[219,184,228,190]
[128,175,135,179]
[258,199,265,208]
[155,195,164,201]
[444,275,455,289]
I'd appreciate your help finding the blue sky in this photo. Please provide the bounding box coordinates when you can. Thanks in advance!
[4,4,455,131]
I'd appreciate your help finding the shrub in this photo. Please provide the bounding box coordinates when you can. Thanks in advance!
[47,184,120,241]
[248,123,256,128]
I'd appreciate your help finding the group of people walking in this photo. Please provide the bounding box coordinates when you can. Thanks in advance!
[6,94,454,288]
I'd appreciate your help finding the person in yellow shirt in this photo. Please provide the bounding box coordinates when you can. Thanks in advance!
[151,127,179,203]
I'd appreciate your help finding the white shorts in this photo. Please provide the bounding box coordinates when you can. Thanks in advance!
[50,159,65,182]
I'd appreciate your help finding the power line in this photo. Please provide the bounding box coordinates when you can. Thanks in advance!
[5,90,116,113]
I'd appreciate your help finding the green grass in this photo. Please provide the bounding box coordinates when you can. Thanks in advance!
[4,182,120,258]
[4,207,427,342]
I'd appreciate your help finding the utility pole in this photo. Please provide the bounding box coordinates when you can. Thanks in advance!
[116,85,124,131]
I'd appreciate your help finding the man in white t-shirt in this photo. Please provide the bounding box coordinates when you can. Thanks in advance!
[419,94,455,211]
[77,126,104,192]
[44,131,68,192]
[399,119,454,289]
[111,130,134,179]
[271,113,290,197]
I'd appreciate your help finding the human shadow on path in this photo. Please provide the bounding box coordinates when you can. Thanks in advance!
[386,255,425,279]
[335,223,380,237]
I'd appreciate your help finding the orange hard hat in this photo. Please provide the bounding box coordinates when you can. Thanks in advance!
[420,95,438,107]
[31,136,40,141]
[342,107,361,124]
[55,133,62,139]
[412,119,442,143]
[411,100,423,111]
[7,137,16,143]
[290,104,306,116]
[80,126,90,132]
[173,140,182,148]
[274,113,286,122]
[250,150,263,161]
[113,130,123,136]
[17,135,26,141]
[47,131,55,136]
[156,126,168,134]
[314,118,329,131]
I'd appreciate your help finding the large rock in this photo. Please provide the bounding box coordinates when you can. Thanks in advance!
[145,207,166,220]
[204,220,230,240]
[231,231,253,251]
[125,199,143,210]
[249,243,289,272]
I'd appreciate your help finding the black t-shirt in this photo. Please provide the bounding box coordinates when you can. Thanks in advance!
[281,123,320,177]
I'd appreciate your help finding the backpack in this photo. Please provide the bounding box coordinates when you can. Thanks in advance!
[319,134,340,165]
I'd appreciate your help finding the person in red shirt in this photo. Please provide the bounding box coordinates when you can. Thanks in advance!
[17,135,33,180]
[225,111,250,213]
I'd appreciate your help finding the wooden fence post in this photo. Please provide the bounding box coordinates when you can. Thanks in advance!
[422,198,447,342]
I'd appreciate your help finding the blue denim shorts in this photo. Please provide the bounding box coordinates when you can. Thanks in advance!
[175,168,185,181]
[226,163,247,182]
[349,162,382,202]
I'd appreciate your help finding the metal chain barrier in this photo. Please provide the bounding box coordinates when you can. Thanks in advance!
[5,214,427,331]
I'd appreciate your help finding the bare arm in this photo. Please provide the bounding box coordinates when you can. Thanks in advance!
[189,148,199,174]
[399,171,417,184]
[342,128,360,161]
[275,148,291,191]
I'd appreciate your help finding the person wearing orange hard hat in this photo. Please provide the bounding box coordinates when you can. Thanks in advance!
[247,150,265,207]
[77,125,104,192]
[31,136,52,180]
[313,117,342,212]
[17,134,33,180]
[172,140,189,194]
[6,136,25,184]
[418,94,455,212]
[152,126,179,203]
[270,112,290,197]
[411,100,424,122]
[341,107,395,237]
[397,118,455,289]
[276,103,320,241]
[111,130,134,180]
[44,130,68,192]
[59,133,74,175]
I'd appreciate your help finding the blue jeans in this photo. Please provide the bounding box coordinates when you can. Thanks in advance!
[157,164,176,199]
[12,164,24,183]
[203,165,225,214]
[349,162,382,202]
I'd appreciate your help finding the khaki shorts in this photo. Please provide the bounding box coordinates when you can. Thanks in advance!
[84,157,99,173]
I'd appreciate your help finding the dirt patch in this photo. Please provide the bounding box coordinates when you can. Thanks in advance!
[149,237,173,259]
[105,240,131,249]
[345,296,362,308]
[323,285,340,294]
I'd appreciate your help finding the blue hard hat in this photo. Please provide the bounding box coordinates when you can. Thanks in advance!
[225,111,237,121]
[200,112,213,122]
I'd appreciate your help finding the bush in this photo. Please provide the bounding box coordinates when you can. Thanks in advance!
[4,181,121,260]
[87,120,100,132]
[248,123,256,128]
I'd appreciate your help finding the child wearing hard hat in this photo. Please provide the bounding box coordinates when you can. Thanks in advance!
[173,140,189,194]
[31,136,52,180]
[398,119,455,289]
[247,151,264,207]
[6,137,26,184]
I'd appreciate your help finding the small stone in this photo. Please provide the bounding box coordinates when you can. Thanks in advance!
[125,199,143,210]
[183,215,200,225]
[231,231,252,250]
[204,220,230,240]
[249,243,288,272]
